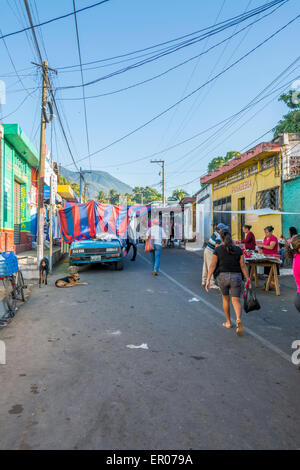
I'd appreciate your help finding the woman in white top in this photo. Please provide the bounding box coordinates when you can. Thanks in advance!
[146,219,167,275]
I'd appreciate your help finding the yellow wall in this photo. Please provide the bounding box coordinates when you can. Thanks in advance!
[211,156,282,241]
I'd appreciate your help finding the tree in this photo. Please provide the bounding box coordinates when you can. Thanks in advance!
[107,189,120,205]
[207,150,241,173]
[133,186,162,204]
[273,90,300,136]
[70,182,80,196]
[97,190,108,203]
[168,189,189,201]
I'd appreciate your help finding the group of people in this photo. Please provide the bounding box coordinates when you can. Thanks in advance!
[202,222,300,336]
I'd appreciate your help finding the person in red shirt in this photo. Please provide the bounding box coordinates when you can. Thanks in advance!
[257,225,280,281]
[242,224,256,250]
[258,226,279,256]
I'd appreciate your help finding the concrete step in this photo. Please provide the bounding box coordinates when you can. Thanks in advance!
[22,270,39,280]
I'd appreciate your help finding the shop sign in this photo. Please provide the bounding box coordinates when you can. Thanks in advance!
[20,185,27,230]
[232,180,252,194]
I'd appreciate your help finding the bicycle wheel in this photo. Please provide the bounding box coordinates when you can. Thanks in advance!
[15,271,25,302]
[2,277,17,315]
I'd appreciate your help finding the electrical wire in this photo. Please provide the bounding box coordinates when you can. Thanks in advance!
[0,0,110,41]
[57,8,273,101]
[58,1,287,91]
[65,14,300,168]
[57,0,285,71]
[72,0,91,170]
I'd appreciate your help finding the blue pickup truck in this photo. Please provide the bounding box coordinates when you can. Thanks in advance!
[69,237,124,270]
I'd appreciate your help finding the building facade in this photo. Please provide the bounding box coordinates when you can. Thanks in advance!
[200,141,282,241]
[196,185,211,247]
[275,133,300,236]
[0,124,39,253]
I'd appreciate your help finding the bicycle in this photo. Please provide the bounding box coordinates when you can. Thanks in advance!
[0,253,26,327]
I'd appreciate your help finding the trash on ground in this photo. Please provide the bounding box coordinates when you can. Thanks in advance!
[126,343,149,349]
[188,297,200,302]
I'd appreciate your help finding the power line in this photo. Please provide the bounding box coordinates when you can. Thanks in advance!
[58,0,287,91]
[72,0,91,170]
[66,14,300,168]
[157,0,227,150]
[0,0,110,41]
[57,7,274,101]
[56,0,285,71]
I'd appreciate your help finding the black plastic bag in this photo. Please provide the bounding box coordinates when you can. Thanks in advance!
[243,287,261,313]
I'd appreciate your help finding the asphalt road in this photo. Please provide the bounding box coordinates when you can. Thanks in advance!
[0,247,300,450]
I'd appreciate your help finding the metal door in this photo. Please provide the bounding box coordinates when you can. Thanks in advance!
[14,181,21,245]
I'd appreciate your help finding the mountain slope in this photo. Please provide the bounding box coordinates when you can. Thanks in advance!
[59,167,132,199]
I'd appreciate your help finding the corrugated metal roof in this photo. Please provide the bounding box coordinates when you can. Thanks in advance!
[200,141,280,184]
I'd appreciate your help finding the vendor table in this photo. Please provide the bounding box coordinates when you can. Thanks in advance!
[245,258,281,296]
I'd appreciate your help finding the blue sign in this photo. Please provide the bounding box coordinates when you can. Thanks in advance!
[44,185,50,199]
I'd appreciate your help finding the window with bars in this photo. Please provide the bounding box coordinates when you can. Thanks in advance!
[213,196,231,230]
[213,179,227,190]
[256,186,280,210]
[247,163,258,176]
[260,155,279,172]
[227,169,245,185]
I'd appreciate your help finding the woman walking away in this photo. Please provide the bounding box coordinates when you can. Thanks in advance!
[243,224,256,251]
[146,219,166,276]
[286,234,300,313]
[205,229,251,336]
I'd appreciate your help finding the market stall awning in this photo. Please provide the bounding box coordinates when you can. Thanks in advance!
[57,184,77,202]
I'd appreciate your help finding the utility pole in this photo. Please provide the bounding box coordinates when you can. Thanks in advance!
[37,60,48,264]
[79,167,83,203]
[84,180,89,202]
[151,160,165,206]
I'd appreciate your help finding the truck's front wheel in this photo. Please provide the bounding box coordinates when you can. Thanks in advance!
[114,260,124,271]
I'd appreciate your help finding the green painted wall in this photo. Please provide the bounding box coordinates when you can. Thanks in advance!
[282,176,300,236]
[1,138,31,232]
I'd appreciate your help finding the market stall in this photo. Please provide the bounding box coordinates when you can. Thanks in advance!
[244,254,281,296]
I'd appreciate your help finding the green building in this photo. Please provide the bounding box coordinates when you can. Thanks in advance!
[275,133,300,236]
[0,123,39,253]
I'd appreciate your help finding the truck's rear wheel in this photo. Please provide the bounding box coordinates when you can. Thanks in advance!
[114,260,124,271]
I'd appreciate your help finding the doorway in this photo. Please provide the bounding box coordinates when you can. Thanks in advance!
[238,197,245,240]
[14,181,21,245]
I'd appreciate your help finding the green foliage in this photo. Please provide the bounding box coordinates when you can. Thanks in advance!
[97,190,109,203]
[273,90,300,136]
[207,150,241,173]
[168,189,189,201]
[71,182,80,196]
[133,186,162,204]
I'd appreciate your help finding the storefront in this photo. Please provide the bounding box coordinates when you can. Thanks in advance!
[200,141,282,241]
[0,124,39,253]
[275,133,300,236]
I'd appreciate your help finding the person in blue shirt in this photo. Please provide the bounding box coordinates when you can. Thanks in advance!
[201,223,228,289]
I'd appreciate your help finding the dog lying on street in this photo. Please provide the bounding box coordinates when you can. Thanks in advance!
[39,257,49,288]
[55,266,88,288]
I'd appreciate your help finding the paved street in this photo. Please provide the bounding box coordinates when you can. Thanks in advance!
[0,248,300,450]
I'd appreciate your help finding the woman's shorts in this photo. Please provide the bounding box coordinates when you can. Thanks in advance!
[217,272,242,297]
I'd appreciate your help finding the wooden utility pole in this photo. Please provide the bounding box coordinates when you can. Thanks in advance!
[84,180,89,202]
[151,159,165,206]
[37,60,48,264]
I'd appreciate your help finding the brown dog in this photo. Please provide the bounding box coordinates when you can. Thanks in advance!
[55,266,88,288]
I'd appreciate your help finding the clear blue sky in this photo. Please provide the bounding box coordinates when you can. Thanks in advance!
[1,0,299,196]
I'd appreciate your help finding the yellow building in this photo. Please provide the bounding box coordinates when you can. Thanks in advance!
[200,141,282,241]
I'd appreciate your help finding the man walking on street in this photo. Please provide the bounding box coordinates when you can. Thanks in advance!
[202,223,228,289]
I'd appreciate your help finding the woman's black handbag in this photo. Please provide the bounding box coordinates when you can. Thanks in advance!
[243,285,261,313]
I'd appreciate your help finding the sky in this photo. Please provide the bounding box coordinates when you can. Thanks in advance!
[0,0,300,197]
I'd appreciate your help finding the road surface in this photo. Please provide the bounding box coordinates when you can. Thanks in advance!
[0,247,299,450]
